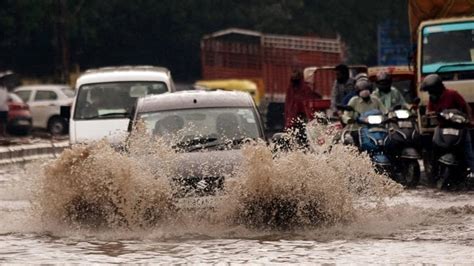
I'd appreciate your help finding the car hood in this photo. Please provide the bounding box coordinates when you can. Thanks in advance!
[174,149,243,178]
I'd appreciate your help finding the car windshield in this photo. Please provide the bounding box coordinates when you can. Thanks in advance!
[74,81,168,120]
[422,22,474,74]
[61,88,75,98]
[137,107,261,144]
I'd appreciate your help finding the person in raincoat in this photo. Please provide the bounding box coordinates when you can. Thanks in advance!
[284,69,321,129]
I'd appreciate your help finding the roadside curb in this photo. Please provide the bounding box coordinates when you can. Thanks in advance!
[0,141,69,165]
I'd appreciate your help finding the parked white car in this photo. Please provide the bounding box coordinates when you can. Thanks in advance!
[69,65,175,144]
[14,85,74,134]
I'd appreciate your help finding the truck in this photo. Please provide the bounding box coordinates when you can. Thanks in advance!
[200,28,344,131]
[409,0,474,180]
[410,0,474,130]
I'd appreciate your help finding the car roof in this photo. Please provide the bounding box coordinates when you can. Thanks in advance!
[76,65,172,87]
[137,90,255,113]
[14,84,70,91]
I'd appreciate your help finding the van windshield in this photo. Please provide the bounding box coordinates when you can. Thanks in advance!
[74,81,168,120]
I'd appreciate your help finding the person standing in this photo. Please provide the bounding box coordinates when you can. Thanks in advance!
[0,83,9,138]
[330,64,355,114]
[284,69,321,129]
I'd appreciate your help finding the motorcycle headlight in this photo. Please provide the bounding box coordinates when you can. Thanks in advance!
[367,115,383,124]
[394,110,410,119]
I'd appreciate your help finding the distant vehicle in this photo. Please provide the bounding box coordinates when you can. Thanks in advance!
[7,93,32,135]
[129,90,265,204]
[69,65,175,144]
[14,85,74,135]
[194,79,262,105]
[200,28,344,132]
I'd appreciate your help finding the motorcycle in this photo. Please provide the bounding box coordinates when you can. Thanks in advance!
[385,107,421,187]
[339,107,391,175]
[431,109,470,190]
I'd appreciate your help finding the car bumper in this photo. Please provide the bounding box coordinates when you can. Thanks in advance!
[8,116,32,131]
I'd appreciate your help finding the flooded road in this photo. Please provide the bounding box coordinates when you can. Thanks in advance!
[0,157,473,263]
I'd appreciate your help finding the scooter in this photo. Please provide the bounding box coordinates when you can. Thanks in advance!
[385,107,421,187]
[431,109,470,190]
[339,107,391,174]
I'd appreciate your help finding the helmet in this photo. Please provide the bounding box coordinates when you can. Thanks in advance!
[376,71,392,83]
[420,74,444,93]
[355,79,373,93]
[354,73,368,82]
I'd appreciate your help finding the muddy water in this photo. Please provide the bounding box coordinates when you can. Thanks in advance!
[0,141,473,263]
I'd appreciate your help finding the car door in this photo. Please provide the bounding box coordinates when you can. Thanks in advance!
[28,90,60,128]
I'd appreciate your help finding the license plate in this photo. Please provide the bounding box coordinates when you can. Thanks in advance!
[442,128,459,136]
[16,120,31,126]
[398,121,412,128]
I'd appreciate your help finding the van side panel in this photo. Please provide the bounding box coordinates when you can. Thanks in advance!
[70,119,130,144]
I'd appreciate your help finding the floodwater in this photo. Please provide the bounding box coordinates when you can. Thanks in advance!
[0,140,473,264]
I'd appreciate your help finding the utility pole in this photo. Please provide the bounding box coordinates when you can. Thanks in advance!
[56,0,69,83]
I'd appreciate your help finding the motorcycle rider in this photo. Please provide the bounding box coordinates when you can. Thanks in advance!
[421,73,474,178]
[330,64,355,116]
[372,71,408,110]
[342,79,387,125]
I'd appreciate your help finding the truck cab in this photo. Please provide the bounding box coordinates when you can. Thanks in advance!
[409,0,474,132]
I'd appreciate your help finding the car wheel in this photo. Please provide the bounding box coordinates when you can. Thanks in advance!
[48,117,67,135]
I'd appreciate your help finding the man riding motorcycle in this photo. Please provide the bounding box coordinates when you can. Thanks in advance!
[340,79,387,147]
[342,79,387,125]
[372,71,408,110]
[421,74,474,181]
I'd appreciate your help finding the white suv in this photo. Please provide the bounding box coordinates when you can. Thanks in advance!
[14,85,74,134]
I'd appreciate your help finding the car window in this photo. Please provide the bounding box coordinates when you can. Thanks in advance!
[34,90,58,101]
[8,93,24,103]
[15,90,31,102]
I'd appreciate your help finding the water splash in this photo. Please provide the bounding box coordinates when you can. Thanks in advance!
[31,120,402,231]
[33,140,174,229]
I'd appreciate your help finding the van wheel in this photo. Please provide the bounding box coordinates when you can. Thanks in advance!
[48,117,67,135]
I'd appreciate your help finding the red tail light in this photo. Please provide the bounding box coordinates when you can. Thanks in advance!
[9,103,29,111]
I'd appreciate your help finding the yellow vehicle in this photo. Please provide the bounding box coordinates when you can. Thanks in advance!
[194,79,262,105]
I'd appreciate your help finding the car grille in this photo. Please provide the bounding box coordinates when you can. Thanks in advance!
[172,176,224,197]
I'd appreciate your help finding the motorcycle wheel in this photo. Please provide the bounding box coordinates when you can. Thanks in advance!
[402,160,421,188]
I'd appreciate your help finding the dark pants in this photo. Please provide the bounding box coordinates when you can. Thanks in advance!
[0,111,8,136]
[464,130,474,172]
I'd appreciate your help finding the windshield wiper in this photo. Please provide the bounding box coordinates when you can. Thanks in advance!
[84,112,130,120]
[174,136,218,151]
[186,137,252,152]
[435,62,474,73]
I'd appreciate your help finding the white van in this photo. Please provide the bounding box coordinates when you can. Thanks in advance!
[69,65,175,144]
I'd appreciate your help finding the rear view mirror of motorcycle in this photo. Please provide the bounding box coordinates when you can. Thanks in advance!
[410,97,421,111]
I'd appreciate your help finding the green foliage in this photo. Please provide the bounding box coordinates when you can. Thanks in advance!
[0,0,408,80]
